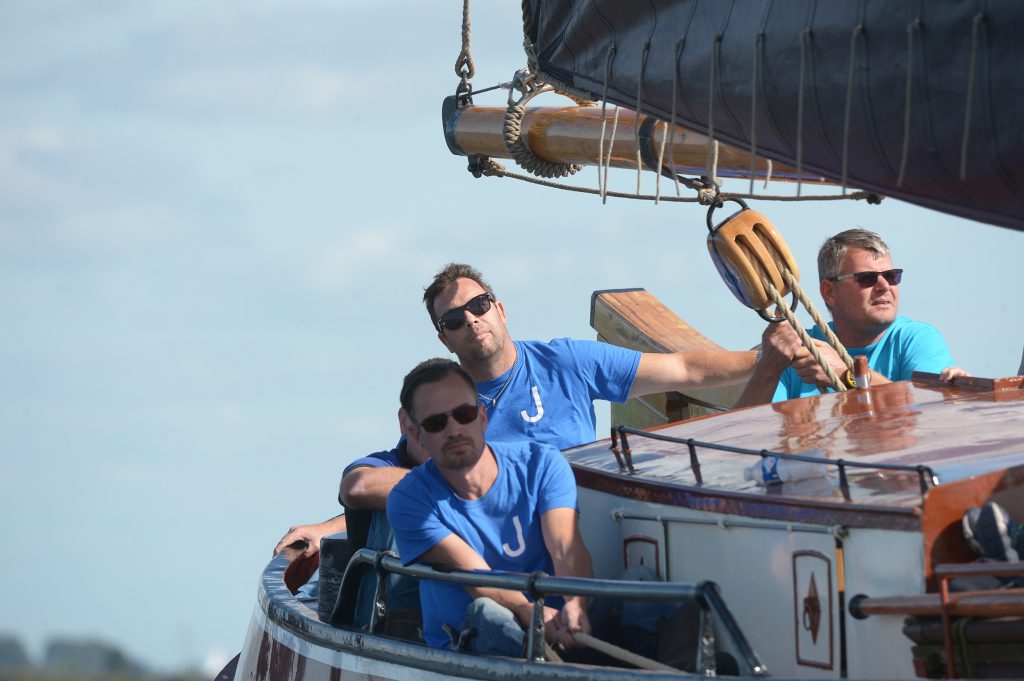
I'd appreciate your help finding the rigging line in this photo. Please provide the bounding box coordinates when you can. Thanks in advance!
[841,25,864,194]
[478,160,875,203]
[598,44,617,202]
[897,20,921,188]
[960,13,984,180]
[454,0,476,99]
[670,38,686,197]
[749,32,764,197]
[796,28,810,198]
[603,107,622,203]
[705,34,721,183]
[598,43,610,199]
[655,119,669,204]
[635,41,651,197]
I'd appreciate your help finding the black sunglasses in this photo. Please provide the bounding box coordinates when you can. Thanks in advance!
[416,403,480,433]
[828,268,903,288]
[436,293,494,331]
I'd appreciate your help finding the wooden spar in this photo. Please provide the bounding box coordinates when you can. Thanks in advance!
[443,102,826,183]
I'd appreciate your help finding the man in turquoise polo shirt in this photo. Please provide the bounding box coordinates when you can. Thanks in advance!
[736,228,967,405]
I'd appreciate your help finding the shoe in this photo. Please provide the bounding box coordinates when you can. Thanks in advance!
[962,502,1021,562]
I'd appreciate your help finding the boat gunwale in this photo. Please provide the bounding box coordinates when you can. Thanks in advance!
[254,554,726,680]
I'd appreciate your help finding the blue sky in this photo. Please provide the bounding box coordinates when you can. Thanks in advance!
[1,1,1021,674]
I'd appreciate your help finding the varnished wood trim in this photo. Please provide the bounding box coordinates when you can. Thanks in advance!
[573,465,921,531]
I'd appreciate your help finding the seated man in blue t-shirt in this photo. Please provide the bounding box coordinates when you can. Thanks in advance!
[388,358,592,655]
[274,410,429,631]
[736,229,968,405]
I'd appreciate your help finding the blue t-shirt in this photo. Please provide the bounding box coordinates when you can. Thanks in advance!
[387,440,578,648]
[477,339,641,450]
[773,316,954,401]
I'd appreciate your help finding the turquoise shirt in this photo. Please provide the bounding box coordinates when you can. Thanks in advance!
[772,316,954,401]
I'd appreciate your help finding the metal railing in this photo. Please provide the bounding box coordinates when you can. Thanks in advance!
[329,548,767,676]
[610,425,939,499]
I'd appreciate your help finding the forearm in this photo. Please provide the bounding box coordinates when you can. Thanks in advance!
[630,350,758,398]
[734,359,787,408]
[339,466,410,509]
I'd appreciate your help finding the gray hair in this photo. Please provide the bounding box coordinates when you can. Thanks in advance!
[817,229,891,280]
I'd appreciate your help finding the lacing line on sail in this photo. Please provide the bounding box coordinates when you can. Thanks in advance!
[960,13,984,180]
[669,39,685,198]
[841,25,865,194]
[705,34,721,186]
[796,28,810,198]
[655,114,670,204]
[598,44,616,202]
[748,32,763,197]
[634,41,651,197]
[897,20,921,188]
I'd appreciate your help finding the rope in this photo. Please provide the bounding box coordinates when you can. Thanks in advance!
[573,632,677,672]
[796,28,810,197]
[960,13,984,180]
[454,0,475,99]
[781,269,854,372]
[503,74,583,179]
[897,20,921,187]
[732,238,852,390]
[705,34,720,183]
[841,25,864,193]
[748,32,764,196]
[478,158,876,204]
[634,41,651,196]
[603,107,621,202]
[598,44,616,201]
[669,39,685,198]
[655,118,669,204]
[764,280,847,392]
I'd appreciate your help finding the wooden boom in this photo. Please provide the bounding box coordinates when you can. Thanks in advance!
[442,99,825,183]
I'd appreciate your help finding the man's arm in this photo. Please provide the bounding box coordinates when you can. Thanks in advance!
[273,514,347,558]
[734,322,805,407]
[540,507,593,647]
[339,465,413,510]
[419,534,564,642]
[629,349,758,398]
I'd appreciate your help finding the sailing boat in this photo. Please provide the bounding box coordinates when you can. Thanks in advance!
[228,3,1024,679]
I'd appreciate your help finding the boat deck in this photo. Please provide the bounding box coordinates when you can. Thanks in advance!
[566,377,1024,512]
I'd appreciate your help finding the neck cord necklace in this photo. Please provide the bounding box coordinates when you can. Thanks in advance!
[478,347,518,407]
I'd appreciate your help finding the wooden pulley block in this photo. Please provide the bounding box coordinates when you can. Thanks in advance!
[706,199,800,318]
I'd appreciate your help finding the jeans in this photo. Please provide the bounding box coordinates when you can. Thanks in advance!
[354,510,420,628]
[458,597,526,657]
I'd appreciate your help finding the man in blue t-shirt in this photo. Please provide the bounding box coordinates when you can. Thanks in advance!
[387,358,592,654]
[423,263,766,447]
[735,229,967,405]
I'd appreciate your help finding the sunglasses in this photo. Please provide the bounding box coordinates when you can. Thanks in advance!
[436,293,494,331]
[416,403,480,433]
[828,268,903,288]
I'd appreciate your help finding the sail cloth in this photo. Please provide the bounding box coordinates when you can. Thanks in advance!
[523,0,1024,232]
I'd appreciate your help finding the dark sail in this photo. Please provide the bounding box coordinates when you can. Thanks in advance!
[523,0,1024,232]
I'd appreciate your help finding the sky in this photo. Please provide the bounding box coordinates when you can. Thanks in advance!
[1,1,1021,675]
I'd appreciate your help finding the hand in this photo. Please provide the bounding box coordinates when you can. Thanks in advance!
[791,340,846,389]
[939,366,970,382]
[555,598,591,649]
[759,321,803,368]
[273,522,329,559]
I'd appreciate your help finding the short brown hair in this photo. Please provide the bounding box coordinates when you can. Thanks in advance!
[423,263,495,330]
[400,358,476,419]
[817,229,891,280]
